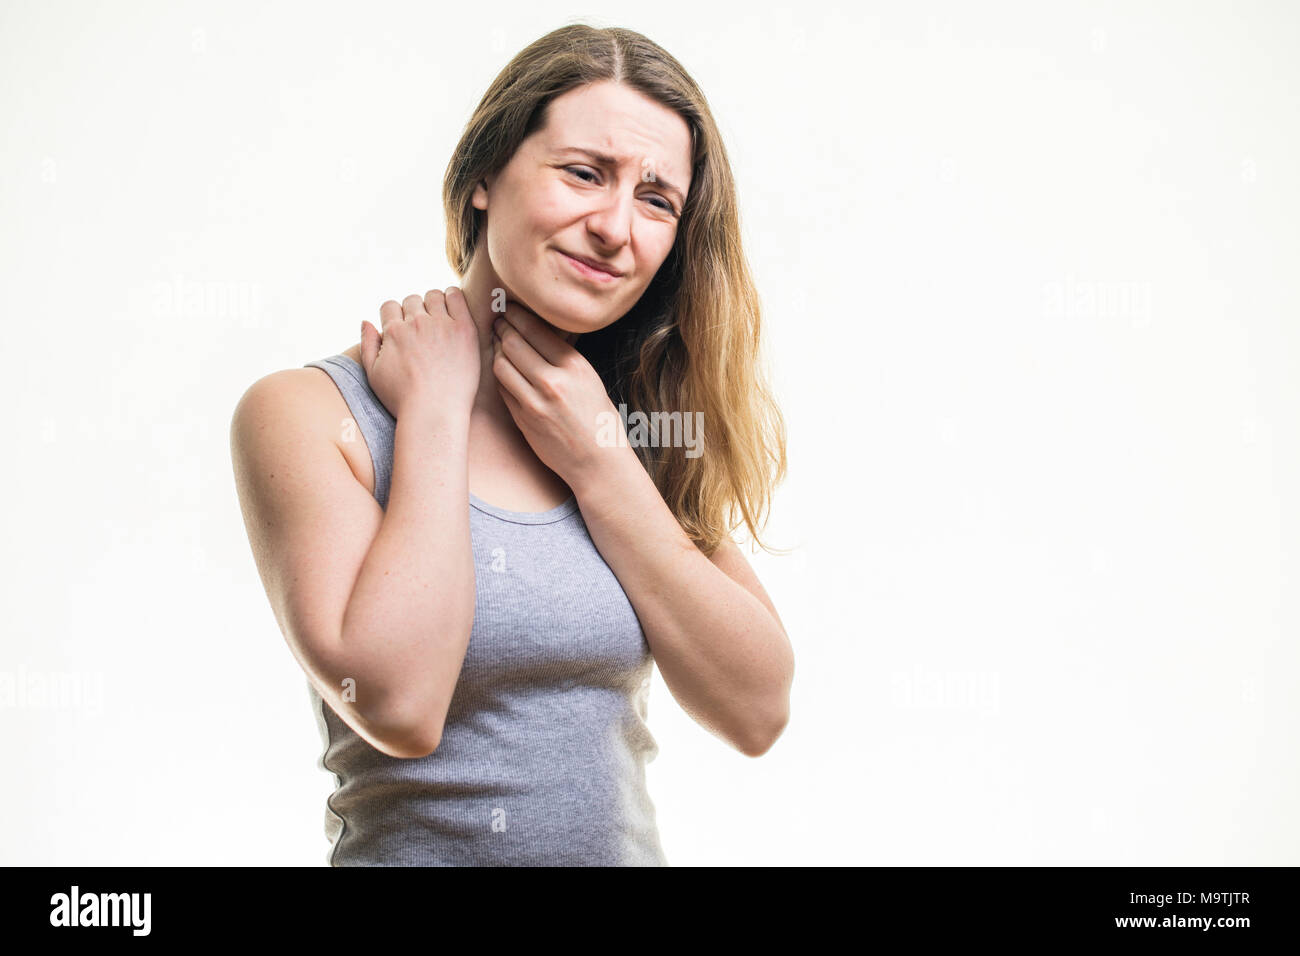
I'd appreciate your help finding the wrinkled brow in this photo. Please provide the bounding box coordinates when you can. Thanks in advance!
[555,146,686,206]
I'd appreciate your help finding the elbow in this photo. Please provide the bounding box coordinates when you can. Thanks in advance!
[374,698,443,760]
[380,722,441,760]
[389,723,442,760]
[741,669,792,758]
[740,707,789,759]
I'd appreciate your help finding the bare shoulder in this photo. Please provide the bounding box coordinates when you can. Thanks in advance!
[229,345,374,493]
[232,343,363,422]
[231,358,338,431]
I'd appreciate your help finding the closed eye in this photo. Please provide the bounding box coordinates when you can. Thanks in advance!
[564,166,676,214]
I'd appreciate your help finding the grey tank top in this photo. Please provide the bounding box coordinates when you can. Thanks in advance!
[301,353,667,866]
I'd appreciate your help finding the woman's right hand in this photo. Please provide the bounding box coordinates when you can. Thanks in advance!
[360,287,481,421]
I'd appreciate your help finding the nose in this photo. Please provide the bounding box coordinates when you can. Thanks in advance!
[583,187,633,251]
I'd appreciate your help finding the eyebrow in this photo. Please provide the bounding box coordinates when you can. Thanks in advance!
[556,146,686,207]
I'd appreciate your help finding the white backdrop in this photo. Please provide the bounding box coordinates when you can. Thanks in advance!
[1,0,1296,865]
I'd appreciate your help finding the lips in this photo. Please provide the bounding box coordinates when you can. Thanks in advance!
[558,249,622,277]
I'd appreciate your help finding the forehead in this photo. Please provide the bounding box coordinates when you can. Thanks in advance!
[533,81,692,189]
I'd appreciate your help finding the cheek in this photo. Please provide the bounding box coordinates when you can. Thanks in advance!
[529,185,573,232]
[643,233,677,276]
[494,196,565,271]
[488,206,539,268]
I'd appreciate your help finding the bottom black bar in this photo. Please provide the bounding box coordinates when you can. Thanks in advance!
[3,865,1291,942]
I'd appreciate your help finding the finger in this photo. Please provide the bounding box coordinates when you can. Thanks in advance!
[402,293,429,321]
[379,299,403,333]
[500,302,570,366]
[360,320,380,371]
[492,334,538,406]
[442,285,471,321]
[423,288,446,316]
[496,377,523,421]
[495,317,552,391]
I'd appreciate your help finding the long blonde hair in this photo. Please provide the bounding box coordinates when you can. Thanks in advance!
[443,23,788,557]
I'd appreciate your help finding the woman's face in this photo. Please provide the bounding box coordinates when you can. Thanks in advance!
[471,80,693,334]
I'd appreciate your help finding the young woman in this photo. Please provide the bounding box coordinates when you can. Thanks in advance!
[231,23,792,866]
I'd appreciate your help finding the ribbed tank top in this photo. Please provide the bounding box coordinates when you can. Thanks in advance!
[300,353,667,866]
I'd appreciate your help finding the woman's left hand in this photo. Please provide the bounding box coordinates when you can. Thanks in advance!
[491,301,623,491]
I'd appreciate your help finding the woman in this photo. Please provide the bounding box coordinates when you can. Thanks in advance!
[231,23,792,866]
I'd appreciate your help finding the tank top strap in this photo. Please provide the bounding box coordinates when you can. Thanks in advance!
[303,354,396,508]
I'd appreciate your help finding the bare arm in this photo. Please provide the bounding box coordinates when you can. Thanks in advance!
[230,368,473,758]
[488,302,792,758]
[570,448,793,758]
[339,398,474,753]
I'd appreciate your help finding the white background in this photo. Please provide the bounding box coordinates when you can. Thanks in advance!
[1,0,1296,865]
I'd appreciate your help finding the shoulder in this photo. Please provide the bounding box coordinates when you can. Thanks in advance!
[230,347,359,454]
[233,366,324,429]
[232,345,375,493]
[234,345,360,413]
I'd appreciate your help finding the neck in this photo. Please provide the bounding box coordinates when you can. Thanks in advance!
[456,251,579,425]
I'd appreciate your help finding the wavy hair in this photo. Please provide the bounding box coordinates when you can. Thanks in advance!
[443,23,788,557]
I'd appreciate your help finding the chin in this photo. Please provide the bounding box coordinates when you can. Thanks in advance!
[522,287,607,334]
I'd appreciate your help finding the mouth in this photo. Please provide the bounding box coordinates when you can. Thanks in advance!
[556,248,622,283]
